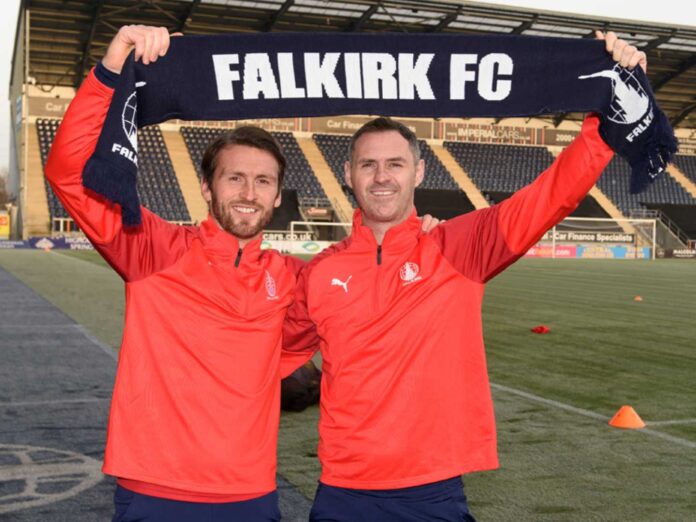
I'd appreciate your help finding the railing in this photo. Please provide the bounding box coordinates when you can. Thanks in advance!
[330,197,351,224]
[51,217,80,235]
[629,208,689,247]
[298,196,331,208]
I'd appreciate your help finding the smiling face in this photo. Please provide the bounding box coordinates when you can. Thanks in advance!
[201,144,282,245]
[345,129,424,234]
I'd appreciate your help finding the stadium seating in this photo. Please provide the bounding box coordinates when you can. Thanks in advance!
[673,155,696,185]
[36,119,191,223]
[595,156,696,216]
[180,127,327,200]
[444,141,555,195]
[36,119,68,219]
[313,133,462,209]
[135,126,191,222]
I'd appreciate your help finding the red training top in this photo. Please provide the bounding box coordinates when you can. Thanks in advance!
[283,116,614,489]
[45,69,307,502]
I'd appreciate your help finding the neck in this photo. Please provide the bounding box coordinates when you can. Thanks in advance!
[237,237,252,249]
[361,210,412,245]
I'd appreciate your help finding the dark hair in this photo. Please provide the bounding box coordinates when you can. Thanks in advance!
[201,126,286,189]
[348,117,421,163]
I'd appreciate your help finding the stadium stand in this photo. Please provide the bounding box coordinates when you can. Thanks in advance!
[36,119,69,220]
[444,141,555,195]
[673,155,696,187]
[596,156,696,215]
[136,126,191,222]
[180,127,327,200]
[36,119,191,223]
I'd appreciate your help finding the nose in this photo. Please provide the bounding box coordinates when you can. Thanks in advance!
[240,180,256,201]
[374,163,390,184]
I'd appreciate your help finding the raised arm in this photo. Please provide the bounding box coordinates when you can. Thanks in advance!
[430,115,613,282]
[45,26,188,281]
[429,31,644,282]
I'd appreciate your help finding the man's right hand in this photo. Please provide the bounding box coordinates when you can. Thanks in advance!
[102,25,177,75]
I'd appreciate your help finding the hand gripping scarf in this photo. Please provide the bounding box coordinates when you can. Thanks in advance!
[82,32,678,226]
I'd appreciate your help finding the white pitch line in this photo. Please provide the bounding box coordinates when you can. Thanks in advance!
[53,250,112,271]
[0,398,109,409]
[490,382,696,450]
[0,323,118,360]
[646,419,696,426]
[72,324,118,361]
[0,324,81,330]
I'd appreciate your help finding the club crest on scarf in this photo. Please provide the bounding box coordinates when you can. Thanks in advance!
[579,64,650,126]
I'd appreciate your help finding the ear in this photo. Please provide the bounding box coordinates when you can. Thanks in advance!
[414,159,425,188]
[344,161,353,189]
[274,189,282,209]
[201,177,212,204]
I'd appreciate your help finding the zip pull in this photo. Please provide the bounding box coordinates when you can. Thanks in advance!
[376,245,382,265]
[234,247,243,268]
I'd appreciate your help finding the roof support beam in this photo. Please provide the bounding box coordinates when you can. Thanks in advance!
[642,31,673,52]
[264,0,293,32]
[429,7,460,33]
[176,0,201,33]
[75,0,104,88]
[347,3,379,32]
[652,54,696,92]
[552,113,568,127]
[512,15,536,35]
[671,100,696,127]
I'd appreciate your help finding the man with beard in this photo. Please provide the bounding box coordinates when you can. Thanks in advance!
[283,32,646,521]
[45,25,308,521]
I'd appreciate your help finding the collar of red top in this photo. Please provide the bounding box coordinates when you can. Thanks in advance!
[351,208,422,253]
[200,214,263,263]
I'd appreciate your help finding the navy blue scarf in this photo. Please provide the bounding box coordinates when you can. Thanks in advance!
[83,32,677,226]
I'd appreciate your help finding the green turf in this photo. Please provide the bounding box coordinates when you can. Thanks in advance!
[1,250,695,520]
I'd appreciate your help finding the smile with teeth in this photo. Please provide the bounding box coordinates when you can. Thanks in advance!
[370,189,397,197]
[232,205,259,214]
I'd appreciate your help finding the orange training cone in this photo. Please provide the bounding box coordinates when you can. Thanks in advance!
[634,296,643,302]
[609,405,645,429]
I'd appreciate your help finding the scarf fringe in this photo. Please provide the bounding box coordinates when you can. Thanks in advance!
[83,156,142,226]
[627,111,679,194]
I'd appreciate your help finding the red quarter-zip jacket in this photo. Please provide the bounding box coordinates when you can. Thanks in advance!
[283,115,614,489]
[45,69,307,501]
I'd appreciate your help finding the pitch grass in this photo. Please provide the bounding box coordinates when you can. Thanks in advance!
[1,250,695,520]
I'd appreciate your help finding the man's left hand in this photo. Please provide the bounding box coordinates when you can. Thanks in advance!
[419,214,443,233]
[596,31,648,73]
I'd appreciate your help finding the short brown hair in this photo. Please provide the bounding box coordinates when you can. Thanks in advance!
[201,126,286,188]
[348,117,421,163]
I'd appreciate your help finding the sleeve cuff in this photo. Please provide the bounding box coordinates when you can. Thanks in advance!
[95,61,120,88]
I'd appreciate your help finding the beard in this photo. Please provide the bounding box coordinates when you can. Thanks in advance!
[210,192,274,240]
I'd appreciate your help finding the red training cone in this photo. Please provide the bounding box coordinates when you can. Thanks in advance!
[609,405,645,429]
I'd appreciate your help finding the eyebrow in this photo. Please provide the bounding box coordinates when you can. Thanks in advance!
[358,156,408,163]
[220,170,278,180]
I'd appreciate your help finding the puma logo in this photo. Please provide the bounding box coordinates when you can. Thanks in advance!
[331,275,352,293]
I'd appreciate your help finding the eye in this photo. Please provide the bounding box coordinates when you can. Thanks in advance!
[257,177,272,185]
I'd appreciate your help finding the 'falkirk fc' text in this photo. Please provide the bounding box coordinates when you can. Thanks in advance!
[212,52,513,102]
